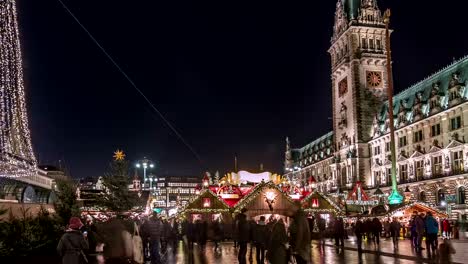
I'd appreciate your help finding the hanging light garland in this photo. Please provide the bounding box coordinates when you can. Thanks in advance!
[0,0,37,178]
[301,190,343,215]
[179,188,231,215]
[234,181,297,213]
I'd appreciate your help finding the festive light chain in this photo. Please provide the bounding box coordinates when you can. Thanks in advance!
[301,190,343,214]
[179,188,231,213]
[0,0,37,178]
[180,209,230,214]
[234,181,297,212]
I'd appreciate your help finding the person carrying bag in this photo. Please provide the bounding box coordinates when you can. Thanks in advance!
[133,222,144,264]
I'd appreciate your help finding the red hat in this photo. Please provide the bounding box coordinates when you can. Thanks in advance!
[69,217,84,230]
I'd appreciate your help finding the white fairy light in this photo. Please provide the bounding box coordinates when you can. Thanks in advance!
[0,0,37,178]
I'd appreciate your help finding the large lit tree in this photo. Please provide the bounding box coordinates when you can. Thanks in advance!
[97,150,137,214]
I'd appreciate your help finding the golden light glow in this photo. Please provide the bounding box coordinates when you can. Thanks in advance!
[113,149,126,161]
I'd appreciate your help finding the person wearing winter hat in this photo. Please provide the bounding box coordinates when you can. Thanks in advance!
[57,217,89,264]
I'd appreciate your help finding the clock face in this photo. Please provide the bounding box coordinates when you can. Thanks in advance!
[366,71,382,88]
[338,77,348,97]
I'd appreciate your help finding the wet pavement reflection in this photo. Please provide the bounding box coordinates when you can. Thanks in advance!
[143,236,467,264]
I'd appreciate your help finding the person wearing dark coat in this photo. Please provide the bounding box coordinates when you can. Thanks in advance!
[253,216,268,264]
[371,218,382,246]
[212,219,223,251]
[289,209,311,264]
[354,219,365,253]
[390,217,401,249]
[236,209,250,264]
[267,218,288,264]
[334,217,345,247]
[142,213,163,264]
[57,217,89,264]
[166,219,178,253]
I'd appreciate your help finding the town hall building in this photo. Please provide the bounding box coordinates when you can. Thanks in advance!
[284,0,468,220]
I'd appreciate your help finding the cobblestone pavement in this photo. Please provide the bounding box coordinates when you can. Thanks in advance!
[147,237,467,264]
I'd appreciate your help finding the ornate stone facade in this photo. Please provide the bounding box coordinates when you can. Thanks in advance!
[284,0,468,220]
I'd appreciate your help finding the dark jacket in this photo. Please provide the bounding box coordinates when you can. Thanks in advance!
[236,213,250,242]
[144,218,163,241]
[372,218,383,233]
[289,210,311,261]
[267,220,288,264]
[334,218,345,235]
[390,221,401,236]
[253,222,268,246]
[354,220,364,236]
[57,230,89,264]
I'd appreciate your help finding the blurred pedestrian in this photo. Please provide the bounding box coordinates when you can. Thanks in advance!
[253,216,268,264]
[334,217,345,247]
[57,217,89,264]
[143,213,163,264]
[236,209,250,264]
[409,215,417,247]
[317,216,326,247]
[425,212,439,255]
[442,218,451,239]
[354,219,364,253]
[267,218,288,264]
[438,238,456,263]
[212,219,223,251]
[390,217,401,249]
[289,209,311,264]
[415,213,425,251]
[384,219,391,239]
[371,218,382,246]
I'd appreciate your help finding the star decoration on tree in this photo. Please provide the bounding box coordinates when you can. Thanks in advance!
[113,149,126,161]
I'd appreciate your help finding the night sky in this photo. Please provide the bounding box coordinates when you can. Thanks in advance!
[17,0,468,178]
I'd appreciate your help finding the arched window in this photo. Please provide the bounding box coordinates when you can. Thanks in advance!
[437,189,446,205]
[419,191,426,202]
[458,187,466,204]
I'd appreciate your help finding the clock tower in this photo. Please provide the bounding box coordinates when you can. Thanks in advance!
[328,0,389,187]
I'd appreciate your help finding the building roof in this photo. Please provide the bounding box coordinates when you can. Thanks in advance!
[374,55,468,135]
[290,131,334,165]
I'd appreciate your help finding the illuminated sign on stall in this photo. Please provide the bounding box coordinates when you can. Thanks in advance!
[203,198,211,208]
[311,198,319,208]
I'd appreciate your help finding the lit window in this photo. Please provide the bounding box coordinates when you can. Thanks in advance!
[453,150,463,173]
[361,38,367,49]
[431,124,441,137]
[398,136,407,147]
[433,156,442,176]
[451,116,462,130]
[399,164,407,182]
[413,130,424,143]
[415,160,424,178]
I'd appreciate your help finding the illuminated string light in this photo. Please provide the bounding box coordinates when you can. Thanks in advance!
[0,0,37,178]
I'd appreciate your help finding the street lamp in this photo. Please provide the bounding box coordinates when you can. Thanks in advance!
[135,158,155,190]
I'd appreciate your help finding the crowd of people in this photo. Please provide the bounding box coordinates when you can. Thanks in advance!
[55,210,461,264]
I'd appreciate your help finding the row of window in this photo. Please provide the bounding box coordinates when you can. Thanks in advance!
[374,150,464,183]
[419,187,466,205]
[361,38,382,50]
[167,183,198,187]
[375,116,462,152]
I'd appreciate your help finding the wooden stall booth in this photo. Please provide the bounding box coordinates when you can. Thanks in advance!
[233,181,299,222]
